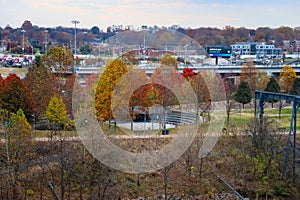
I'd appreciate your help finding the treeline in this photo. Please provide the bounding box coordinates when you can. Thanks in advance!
[2,20,300,54]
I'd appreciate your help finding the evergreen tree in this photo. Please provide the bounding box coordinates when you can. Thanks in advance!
[290,77,300,96]
[234,81,251,109]
[265,77,281,107]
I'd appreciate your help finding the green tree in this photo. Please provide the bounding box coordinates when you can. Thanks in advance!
[91,26,100,35]
[95,59,128,121]
[279,65,297,93]
[265,77,281,107]
[160,54,178,69]
[234,81,251,109]
[45,95,68,132]
[8,108,32,139]
[290,77,300,96]
[80,45,92,54]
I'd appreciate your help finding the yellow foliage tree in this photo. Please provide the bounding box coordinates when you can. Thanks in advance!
[95,59,128,121]
[41,47,74,73]
[46,96,68,127]
[160,54,178,69]
[279,65,297,93]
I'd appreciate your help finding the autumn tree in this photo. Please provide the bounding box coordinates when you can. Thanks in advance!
[223,76,236,124]
[160,54,178,69]
[149,68,188,129]
[85,73,98,90]
[188,71,211,121]
[95,59,128,121]
[182,67,196,79]
[0,74,35,122]
[63,74,77,115]
[240,62,270,110]
[279,65,297,93]
[41,47,74,71]
[7,108,32,199]
[0,74,3,88]
[45,95,69,199]
[21,20,33,30]
[24,66,55,122]
[46,95,68,133]
[151,68,181,108]
[290,77,300,96]
[234,81,251,109]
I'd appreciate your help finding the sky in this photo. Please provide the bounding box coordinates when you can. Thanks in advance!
[1,0,300,30]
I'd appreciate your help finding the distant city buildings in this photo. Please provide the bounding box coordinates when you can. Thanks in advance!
[231,42,282,59]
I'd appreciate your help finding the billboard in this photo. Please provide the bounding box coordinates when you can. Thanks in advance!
[207,47,232,58]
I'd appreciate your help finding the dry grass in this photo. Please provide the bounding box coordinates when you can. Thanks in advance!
[0,67,28,76]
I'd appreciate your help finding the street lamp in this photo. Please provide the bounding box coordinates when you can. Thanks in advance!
[21,29,26,55]
[72,20,80,56]
[141,25,147,60]
[44,30,48,54]
[185,44,188,66]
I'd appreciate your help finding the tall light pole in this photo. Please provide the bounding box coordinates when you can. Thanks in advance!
[185,44,188,66]
[44,30,48,54]
[21,29,26,55]
[72,20,79,56]
[141,25,147,60]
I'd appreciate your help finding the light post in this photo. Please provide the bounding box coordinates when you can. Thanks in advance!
[151,93,155,130]
[141,25,147,60]
[84,31,88,62]
[297,47,300,65]
[83,31,88,45]
[44,30,48,54]
[72,20,80,67]
[21,29,26,55]
[185,44,188,66]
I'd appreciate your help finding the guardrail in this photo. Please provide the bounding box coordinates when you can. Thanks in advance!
[165,110,196,126]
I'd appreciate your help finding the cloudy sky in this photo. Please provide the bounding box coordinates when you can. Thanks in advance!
[1,0,300,30]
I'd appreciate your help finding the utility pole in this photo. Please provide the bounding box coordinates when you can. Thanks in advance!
[21,29,26,55]
[44,30,48,54]
[72,20,80,68]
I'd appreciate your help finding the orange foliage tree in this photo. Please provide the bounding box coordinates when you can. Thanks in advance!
[24,66,55,121]
[0,74,36,122]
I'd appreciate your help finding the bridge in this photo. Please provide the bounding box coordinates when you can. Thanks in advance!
[75,64,300,81]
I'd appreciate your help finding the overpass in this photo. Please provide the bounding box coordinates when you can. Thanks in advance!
[75,64,300,80]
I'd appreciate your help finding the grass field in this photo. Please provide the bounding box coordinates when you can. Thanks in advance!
[228,107,300,132]
[0,67,28,76]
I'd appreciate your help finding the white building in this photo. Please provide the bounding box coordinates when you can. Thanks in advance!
[231,42,282,58]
